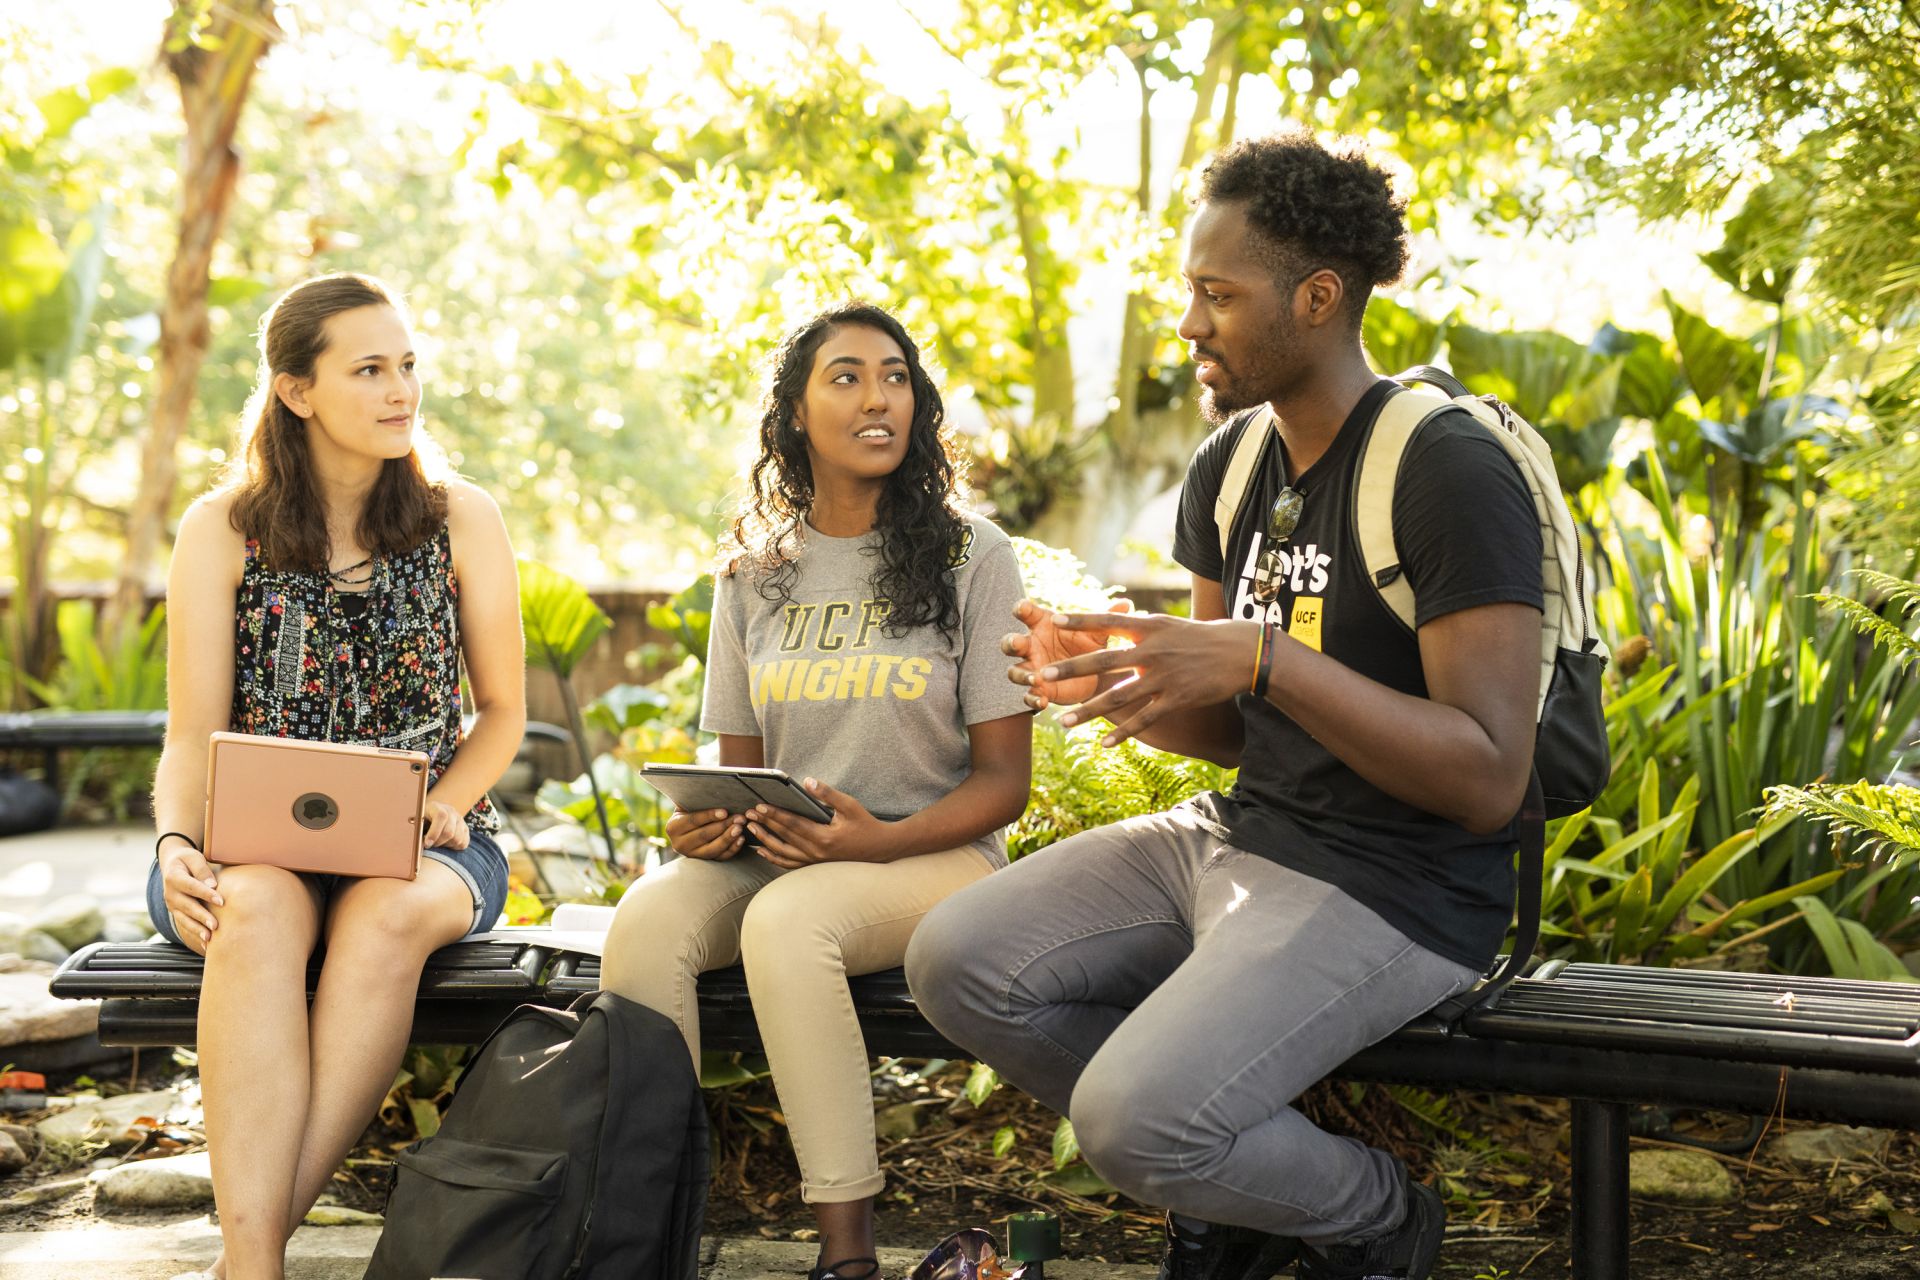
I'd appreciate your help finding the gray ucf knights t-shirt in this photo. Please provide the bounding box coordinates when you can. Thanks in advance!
[701,513,1032,864]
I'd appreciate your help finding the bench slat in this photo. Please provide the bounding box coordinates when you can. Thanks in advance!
[54,940,1920,1077]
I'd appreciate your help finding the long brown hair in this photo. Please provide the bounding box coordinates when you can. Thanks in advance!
[227,273,447,571]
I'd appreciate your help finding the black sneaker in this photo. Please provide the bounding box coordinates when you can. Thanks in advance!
[1296,1179,1445,1280]
[1156,1211,1300,1280]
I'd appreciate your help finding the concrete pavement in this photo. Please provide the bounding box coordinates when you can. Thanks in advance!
[0,823,151,923]
[0,1217,1155,1278]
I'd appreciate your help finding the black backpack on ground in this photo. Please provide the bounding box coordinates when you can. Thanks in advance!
[364,991,708,1280]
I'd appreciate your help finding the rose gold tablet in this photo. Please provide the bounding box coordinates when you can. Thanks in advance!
[204,731,430,879]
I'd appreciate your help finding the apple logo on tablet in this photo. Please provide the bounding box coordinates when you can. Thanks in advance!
[294,793,339,831]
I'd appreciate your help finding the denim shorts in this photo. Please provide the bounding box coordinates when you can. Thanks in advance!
[145,829,509,948]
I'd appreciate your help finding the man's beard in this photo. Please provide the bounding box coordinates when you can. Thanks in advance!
[1194,316,1298,426]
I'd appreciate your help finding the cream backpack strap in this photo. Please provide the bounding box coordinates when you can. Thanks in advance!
[1214,406,1275,565]
[1352,388,1453,632]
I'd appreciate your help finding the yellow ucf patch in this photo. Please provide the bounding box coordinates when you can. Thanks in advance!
[947,526,975,570]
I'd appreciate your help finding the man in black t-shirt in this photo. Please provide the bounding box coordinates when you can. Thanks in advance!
[908,130,1542,1280]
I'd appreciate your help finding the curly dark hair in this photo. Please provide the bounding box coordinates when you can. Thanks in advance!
[726,302,969,637]
[1197,128,1409,330]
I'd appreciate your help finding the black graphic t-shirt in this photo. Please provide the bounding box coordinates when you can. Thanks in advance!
[1171,380,1543,969]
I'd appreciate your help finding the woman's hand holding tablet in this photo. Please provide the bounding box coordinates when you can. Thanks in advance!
[639,763,836,822]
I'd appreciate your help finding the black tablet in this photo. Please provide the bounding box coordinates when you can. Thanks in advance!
[639,762,835,824]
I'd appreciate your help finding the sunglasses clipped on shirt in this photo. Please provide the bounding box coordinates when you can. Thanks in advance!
[1250,485,1305,606]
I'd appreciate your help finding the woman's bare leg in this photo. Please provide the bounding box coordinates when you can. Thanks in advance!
[280,861,472,1225]
[195,864,324,1280]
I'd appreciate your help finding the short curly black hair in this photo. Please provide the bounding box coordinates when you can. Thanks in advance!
[1197,128,1409,330]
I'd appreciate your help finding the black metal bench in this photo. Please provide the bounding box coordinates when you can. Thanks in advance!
[48,939,1920,1280]
[0,709,170,796]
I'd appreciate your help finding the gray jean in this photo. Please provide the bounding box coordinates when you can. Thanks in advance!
[905,805,1480,1246]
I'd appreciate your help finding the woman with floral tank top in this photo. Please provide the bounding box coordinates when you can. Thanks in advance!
[147,274,525,1280]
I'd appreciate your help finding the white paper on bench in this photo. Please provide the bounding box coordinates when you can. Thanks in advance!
[465,902,615,957]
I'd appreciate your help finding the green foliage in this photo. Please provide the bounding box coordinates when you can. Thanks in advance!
[1537,763,1832,966]
[1009,720,1231,861]
[1531,0,1920,324]
[519,560,612,681]
[1575,456,1920,971]
[21,600,167,712]
[519,559,617,854]
[16,601,166,818]
[1812,571,1920,674]
[1766,783,1920,870]
[381,1045,470,1140]
[1010,536,1119,615]
[1758,569,1920,879]
[964,1062,999,1109]
[644,575,713,665]
[1793,896,1916,983]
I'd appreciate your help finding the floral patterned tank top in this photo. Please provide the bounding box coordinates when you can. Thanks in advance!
[230,526,498,833]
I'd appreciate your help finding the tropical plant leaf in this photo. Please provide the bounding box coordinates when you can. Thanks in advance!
[1698,171,1812,306]
[519,559,611,678]
[407,1096,442,1139]
[1793,895,1916,982]
[1445,324,1598,426]
[646,574,713,663]
[1044,1162,1117,1196]
[1051,1116,1079,1170]
[964,1061,999,1108]
[1664,293,1761,412]
[585,682,672,735]
[1591,324,1681,421]
[1363,297,1449,378]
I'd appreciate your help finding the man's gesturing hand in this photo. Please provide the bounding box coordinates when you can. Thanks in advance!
[1014,609,1262,746]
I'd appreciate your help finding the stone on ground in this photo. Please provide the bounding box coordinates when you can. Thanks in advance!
[16,932,70,965]
[88,1151,214,1209]
[28,898,104,952]
[0,1130,28,1177]
[100,914,155,945]
[1628,1148,1736,1204]
[35,1089,186,1147]
[1769,1125,1892,1165]
[0,967,98,1048]
[304,1204,384,1226]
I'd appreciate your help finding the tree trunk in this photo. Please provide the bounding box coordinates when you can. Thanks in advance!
[103,0,278,646]
[1028,16,1240,576]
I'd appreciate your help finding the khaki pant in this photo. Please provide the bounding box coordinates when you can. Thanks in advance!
[601,844,993,1203]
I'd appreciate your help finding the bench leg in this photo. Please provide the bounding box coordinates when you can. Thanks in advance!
[1570,1099,1629,1280]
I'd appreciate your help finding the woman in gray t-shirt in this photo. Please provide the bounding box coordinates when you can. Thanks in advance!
[602,302,1033,1280]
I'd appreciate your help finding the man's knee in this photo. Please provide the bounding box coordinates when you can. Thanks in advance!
[1068,1050,1202,1203]
[904,890,994,1031]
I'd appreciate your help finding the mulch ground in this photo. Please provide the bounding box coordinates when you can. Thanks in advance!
[6,1055,1917,1278]
[701,1061,1920,1278]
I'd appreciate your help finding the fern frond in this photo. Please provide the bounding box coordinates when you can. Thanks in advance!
[1011,719,1233,860]
[1762,781,1920,865]
[1813,569,1920,670]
